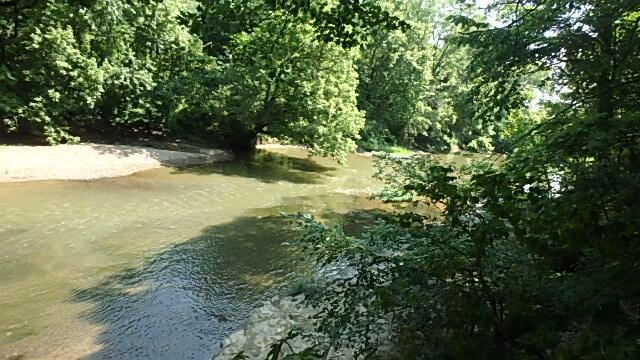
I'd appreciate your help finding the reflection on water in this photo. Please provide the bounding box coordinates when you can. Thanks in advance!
[0,149,474,359]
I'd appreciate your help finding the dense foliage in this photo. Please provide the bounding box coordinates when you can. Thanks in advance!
[275,0,640,358]
[1,0,511,158]
[196,3,365,157]
[0,0,204,143]
[357,0,470,152]
[0,0,404,159]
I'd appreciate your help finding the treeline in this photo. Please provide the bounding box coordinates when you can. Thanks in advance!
[0,0,535,157]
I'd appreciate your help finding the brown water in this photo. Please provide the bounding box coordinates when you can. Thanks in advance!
[0,148,474,359]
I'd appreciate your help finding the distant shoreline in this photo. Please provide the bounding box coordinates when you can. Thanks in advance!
[0,143,233,183]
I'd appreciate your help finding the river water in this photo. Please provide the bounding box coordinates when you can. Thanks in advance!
[0,148,393,359]
[0,148,472,359]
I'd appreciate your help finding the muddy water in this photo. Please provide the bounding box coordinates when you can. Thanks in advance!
[0,148,390,359]
[0,148,473,359]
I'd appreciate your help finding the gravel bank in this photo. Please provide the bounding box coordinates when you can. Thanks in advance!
[0,143,233,182]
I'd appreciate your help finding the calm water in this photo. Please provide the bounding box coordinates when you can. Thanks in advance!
[0,148,474,359]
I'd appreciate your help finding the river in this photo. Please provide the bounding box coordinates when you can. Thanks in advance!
[0,148,472,359]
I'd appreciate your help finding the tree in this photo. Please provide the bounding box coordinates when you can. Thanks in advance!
[357,0,467,151]
[355,0,524,153]
[1,0,403,157]
[209,11,365,159]
[277,0,640,358]
[0,0,204,143]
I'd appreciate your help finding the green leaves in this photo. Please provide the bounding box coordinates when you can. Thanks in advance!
[356,0,508,153]
[281,2,640,357]
[264,0,408,48]
[209,12,364,160]
[0,0,203,143]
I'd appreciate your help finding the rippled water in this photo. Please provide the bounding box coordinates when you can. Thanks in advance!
[0,148,476,359]
[0,148,396,360]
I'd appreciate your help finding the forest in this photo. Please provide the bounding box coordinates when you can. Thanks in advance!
[1,0,639,358]
[1,0,542,158]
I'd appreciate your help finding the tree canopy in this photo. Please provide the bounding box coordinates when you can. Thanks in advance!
[1,0,514,159]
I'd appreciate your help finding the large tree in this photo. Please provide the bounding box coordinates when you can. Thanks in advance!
[208,11,365,159]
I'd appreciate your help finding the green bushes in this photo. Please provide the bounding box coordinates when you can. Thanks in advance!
[269,0,640,358]
[0,0,203,143]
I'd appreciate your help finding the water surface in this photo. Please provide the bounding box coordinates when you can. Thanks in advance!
[0,148,475,359]
[0,148,390,359]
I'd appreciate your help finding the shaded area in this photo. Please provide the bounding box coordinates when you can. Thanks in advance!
[85,144,230,167]
[71,214,297,360]
[172,150,336,184]
[69,202,390,360]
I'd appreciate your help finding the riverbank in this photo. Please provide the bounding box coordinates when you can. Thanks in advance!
[0,143,233,182]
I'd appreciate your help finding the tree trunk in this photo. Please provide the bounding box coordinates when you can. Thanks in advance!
[223,121,259,153]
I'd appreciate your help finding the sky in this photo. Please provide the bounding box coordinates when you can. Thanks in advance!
[476,0,493,8]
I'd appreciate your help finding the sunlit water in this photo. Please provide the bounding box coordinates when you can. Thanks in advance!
[0,148,475,359]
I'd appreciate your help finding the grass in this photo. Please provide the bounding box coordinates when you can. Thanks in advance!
[381,145,414,156]
[359,142,415,156]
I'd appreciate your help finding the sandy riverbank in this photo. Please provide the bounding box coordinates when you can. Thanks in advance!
[0,143,233,182]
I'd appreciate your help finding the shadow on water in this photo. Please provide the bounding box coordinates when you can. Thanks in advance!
[71,214,297,360]
[70,201,388,360]
[172,150,336,184]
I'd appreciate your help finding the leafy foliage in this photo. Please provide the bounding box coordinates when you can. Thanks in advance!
[356,0,526,153]
[3,0,639,358]
[1,0,508,158]
[0,0,203,143]
[264,0,409,48]
[357,0,455,151]
[0,0,401,160]
[205,10,365,159]
[279,0,640,358]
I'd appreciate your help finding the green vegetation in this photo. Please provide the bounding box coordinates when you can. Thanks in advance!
[0,0,206,143]
[2,0,639,358]
[357,0,469,152]
[0,0,402,159]
[283,0,640,358]
[209,10,364,157]
[1,0,523,159]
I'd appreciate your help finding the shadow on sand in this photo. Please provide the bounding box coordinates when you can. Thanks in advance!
[86,143,232,167]
[171,150,337,185]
